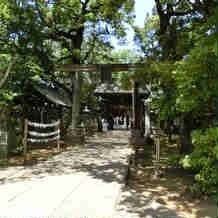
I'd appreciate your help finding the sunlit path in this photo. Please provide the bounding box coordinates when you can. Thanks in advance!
[0,131,131,218]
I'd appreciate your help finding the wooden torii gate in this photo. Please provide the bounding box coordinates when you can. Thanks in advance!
[59,64,146,135]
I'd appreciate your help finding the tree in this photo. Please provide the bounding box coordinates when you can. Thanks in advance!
[131,1,218,195]
[154,0,217,60]
[1,0,135,129]
[132,0,217,154]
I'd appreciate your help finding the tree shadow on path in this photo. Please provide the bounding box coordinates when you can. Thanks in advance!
[0,131,131,185]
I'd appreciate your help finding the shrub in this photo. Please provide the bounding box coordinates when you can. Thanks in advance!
[180,127,218,196]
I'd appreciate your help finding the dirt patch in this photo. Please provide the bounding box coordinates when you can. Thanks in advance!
[126,139,217,218]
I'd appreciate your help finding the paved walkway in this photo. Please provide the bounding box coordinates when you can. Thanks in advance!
[0,131,131,218]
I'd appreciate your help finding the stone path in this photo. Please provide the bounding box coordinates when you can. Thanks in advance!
[0,131,131,218]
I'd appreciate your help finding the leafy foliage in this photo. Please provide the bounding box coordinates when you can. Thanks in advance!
[0,0,135,109]
[129,0,218,196]
[180,128,218,195]
[0,0,135,154]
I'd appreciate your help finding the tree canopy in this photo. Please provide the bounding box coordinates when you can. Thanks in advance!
[0,0,135,126]
[132,0,218,196]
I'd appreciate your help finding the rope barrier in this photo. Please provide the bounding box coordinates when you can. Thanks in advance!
[23,119,61,163]
[28,130,60,137]
[28,120,60,128]
[28,136,60,143]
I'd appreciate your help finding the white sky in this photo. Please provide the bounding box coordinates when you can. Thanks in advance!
[112,0,155,50]
[134,0,155,27]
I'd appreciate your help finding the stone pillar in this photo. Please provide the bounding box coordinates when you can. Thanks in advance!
[144,104,151,138]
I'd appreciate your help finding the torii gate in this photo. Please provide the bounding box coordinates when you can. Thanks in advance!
[59,64,147,133]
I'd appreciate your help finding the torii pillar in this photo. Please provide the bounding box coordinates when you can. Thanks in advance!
[129,80,145,147]
[132,80,140,129]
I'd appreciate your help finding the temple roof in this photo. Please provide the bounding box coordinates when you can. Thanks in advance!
[31,78,72,107]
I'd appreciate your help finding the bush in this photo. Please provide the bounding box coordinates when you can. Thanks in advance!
[180,127,218,196]
[166,154,181,167]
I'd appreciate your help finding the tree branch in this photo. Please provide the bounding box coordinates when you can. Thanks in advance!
[154,0,163,14]
[82,35,97,62]
[35,1,52,28]
[0,57,17,88]
[81,0,90,13]
[173,0,182,7]
[172,9,196,16]
[57,55,72,63]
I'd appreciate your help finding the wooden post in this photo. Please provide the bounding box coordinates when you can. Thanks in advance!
[23,119,28,161]
[100,65,112,83]
[156,136,160,162]
[57,119,60,152]
[157,114,161,162]
[153,126,161,177]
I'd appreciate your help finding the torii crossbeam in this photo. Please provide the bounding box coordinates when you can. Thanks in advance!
[58,64,146,72]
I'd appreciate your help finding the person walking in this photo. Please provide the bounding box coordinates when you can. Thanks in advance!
[126,114,130,130]
[107,115,114,130]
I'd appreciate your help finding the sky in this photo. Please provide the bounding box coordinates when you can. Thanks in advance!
[134,0,155,27]
[112,0,155,50]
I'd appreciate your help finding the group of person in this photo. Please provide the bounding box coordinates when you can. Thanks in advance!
[97,113,131,132]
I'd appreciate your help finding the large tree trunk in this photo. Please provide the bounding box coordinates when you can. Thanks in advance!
[71,72,81,129]
[70,28,84,129]
[179,114,193,154]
